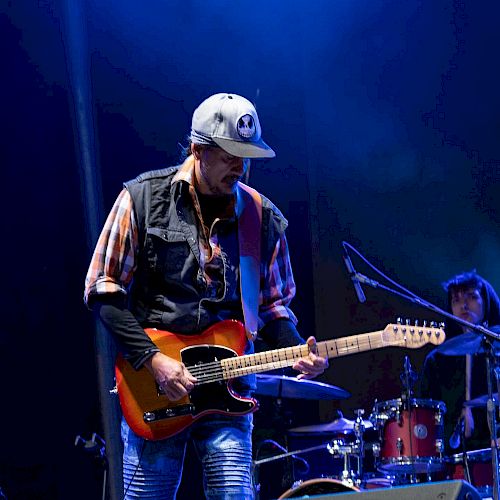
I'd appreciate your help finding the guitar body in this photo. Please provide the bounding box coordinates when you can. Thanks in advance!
[115,320,257,441]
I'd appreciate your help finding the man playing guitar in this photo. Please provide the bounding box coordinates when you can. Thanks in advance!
[85,93,327,499]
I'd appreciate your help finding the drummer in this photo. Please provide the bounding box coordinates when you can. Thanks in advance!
[420,271,500,453]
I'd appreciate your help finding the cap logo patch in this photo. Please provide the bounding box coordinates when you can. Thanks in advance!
[237,114,256,139]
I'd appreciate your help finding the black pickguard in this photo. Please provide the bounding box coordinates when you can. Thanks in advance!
[180,344,256,416]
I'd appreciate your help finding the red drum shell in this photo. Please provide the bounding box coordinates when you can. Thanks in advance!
[371,398,446,473]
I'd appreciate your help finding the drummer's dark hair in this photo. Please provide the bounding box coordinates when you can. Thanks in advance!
[443,270,483,295]
[443,270,500,328]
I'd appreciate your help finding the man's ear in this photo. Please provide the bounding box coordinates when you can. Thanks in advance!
[191,143,203,159]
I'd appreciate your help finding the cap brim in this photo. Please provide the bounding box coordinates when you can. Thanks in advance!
[214,137,276,159]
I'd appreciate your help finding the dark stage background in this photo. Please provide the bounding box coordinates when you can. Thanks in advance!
[1,0,499,498]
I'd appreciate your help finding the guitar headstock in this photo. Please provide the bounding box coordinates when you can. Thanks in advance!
[382,320,446,348]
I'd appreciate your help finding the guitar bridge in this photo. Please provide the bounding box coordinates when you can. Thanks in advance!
[144,404,195,423]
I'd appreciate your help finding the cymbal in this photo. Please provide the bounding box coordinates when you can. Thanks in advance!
[434,331,500,356]
[464,394,499,408]
[289,417,373,434]
[254,374,350,400]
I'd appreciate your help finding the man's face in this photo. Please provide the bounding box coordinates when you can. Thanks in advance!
[451,287,485,329]
[194,146,249,196]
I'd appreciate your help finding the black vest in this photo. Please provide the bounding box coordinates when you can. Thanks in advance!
[124,166,288,335]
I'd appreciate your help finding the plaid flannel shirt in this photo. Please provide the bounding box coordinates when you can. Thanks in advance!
[84,166,298,329]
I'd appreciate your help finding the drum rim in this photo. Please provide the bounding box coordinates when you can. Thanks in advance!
[372,398,446,412]
[448,447,492,464]
[278,477,360,499]
[377,456,445,473]
[378,456,444,465]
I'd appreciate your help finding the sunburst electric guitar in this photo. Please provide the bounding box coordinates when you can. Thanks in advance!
[115,319,445,440]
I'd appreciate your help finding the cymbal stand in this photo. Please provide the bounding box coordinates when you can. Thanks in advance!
[459,421,472,485]
[75,432,107,500]
[400,355,419,482]
[353,409,366,485]
[252,386,299,499]
[327,439,357,486]
[484,338,500,500]
[326,409,367,487]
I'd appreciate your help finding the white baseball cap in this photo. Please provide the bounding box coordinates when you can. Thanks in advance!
[191,93,276,158]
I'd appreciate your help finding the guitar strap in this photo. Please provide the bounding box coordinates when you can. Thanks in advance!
[237,182,263,342]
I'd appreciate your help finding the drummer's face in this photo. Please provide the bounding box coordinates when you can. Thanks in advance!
[451,287,485,329]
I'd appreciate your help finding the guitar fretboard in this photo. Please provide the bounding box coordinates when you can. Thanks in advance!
[222,330,394,379]
[187,323,444,385]
[191,330,393,384]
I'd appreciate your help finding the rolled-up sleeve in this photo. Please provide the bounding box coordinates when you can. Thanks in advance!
[259,233,298,327]
[84,189,138,307]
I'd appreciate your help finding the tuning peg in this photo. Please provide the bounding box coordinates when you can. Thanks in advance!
[405,318,411,325]
[430,321,437,328]
[423,320,428,327]
[439,322,445,329]
[414,319,419,326]
[397,317,403,325]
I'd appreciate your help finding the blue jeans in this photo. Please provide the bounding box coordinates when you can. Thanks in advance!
[121,413,254,499]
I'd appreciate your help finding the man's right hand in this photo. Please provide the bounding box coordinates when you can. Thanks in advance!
[144,352,197,401]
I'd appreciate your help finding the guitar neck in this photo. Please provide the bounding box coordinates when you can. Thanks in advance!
[221,329,390,380]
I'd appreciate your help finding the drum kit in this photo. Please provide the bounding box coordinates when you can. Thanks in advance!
[252,333,500,500]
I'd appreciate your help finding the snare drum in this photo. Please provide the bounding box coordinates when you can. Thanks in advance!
[371,398,446,473]
[446,448,493,492]
[278,478,359,498]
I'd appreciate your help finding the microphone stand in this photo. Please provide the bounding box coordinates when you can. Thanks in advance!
[459,419,471,485]
[355,272,500,500]
[401,356,418,480]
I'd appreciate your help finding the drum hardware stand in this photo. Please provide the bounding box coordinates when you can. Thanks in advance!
[326,439,357,486]
[274,396,295,491]
[323,409,369,488]
[75,432,107,500]
[353,409,366,486]
[253,377,296,496]
[399,354,421,483]
[460,421,472,485]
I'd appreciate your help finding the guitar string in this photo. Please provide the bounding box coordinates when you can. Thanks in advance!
[186,335,393,384]
[183,328,439,384]
[186,338,378,381]
[185,344,308,379]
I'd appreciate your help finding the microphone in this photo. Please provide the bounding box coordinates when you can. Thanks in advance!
[342,249,366,303]
[449,416,464,449]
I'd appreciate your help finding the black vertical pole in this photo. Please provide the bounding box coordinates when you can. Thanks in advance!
[60,1,123,498]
